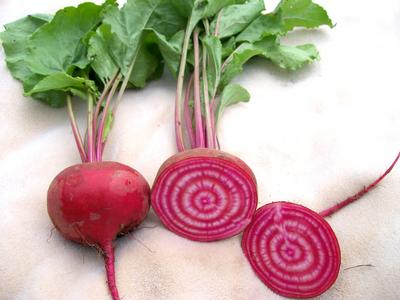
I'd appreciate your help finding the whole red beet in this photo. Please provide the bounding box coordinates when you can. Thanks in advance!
[48,162,150,300]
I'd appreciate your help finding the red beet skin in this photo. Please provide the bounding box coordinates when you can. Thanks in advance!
[242,202,341,299]
[47,162,150,300]
[151,148,258,242]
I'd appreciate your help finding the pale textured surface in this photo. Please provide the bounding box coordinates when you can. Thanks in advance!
[1,0,400,299]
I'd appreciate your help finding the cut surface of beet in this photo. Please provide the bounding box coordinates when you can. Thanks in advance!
[242,202,340,298]
[151,148,258,242]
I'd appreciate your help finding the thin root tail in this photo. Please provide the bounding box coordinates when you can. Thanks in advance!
[102,242,120,300]
[320,152,400,218]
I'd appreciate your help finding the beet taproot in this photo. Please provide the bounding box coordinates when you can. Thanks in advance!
[48,162,150,300]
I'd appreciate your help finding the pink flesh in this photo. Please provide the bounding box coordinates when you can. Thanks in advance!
[47,162,150,300]
[242,202,341,298]
[151,148,258,242]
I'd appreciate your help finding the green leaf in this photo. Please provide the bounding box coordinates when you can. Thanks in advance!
[203,36,222,94]
[127,29,185,88]
[102,0,185,76]
[26,2,108,75]
[30,90,67,108]
[220,42,265,88]
[170,0,248,36]
[277,0,333,32]
[145,1,187,37]
[88,24,119,84]
[0,14,68,107]
[104,0,118,7]
[221,36,320,87]
[0,14,51,81]
[171,0,247,23]
[236,12,284,43]
[89,1,184,86]
[195,0,247,20]
[221,37,236,59]
[237,0,333,43]
[216,83,250,121]
[146,29,184,78]
[20,73,64,107]
[210,0,265,38]
[25,73,98,99]
[256,39,320,70]
[129,40,161,88]
[170,0,195,17]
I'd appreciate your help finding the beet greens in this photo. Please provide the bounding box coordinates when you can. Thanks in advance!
[173,0,333,151]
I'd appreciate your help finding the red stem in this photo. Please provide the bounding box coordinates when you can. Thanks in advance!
[208,20,222,150]
[214,11,223,37]
[102,242,120,300]
[184,74,196,148]
[193,28,205,148]
[201,33,215,149]
[93,73,119,137]
[320,152,400,218]
[175,20,193,152]
[209,98,218,149]
[87,94,95,162]
[96,75,122,162]
[66,95,87,163]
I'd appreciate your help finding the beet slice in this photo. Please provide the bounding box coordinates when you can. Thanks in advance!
[151,148,258,242]
[242,202,341,298]
[242,153,399,298]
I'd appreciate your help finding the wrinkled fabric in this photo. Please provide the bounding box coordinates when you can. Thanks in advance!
[1,0,400,299]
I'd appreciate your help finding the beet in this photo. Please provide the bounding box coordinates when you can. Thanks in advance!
[48,162,150,300]
[242,152,399,298]
[151,148,257,242]
[242,202,340,298]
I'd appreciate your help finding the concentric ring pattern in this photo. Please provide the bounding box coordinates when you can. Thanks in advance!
[152,156,257,242]
[242,202,341,298]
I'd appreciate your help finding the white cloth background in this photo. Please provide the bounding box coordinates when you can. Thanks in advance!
[1,0,400,299]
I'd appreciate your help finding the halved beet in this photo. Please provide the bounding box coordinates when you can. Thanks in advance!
[151,148,258,242]
[242,202,341,298]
